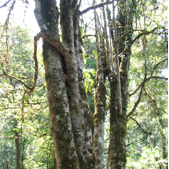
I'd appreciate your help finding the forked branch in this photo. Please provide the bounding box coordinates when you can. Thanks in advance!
[129,76,168,97]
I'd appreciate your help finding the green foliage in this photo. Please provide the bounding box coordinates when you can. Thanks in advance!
[0,24,55,168]
[126,0,168,167]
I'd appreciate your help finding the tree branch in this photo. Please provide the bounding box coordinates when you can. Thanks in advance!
[129,76,168,97]
[126,137,147,147]
[0,107,20,111]
[0,0,11,8]
[82,34,95,39]
[0,73,31,90]
[80,0,114,15]
[76,0,82,11]
[0,32,41,95]
[34,32,69,58]
[131,27,157,44]
[129,117,151,135]
[144,88,157,110]
[127,86,144,118]
[151,58,168,76]
[0,0,16,39]
[115,28,156,44]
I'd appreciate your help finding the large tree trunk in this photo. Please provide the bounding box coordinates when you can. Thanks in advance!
[38,0,79,168]
[43,40,79,168]
[34,0,94,168]
[60,1,95,168]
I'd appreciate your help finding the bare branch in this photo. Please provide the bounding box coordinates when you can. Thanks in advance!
[144,88,167,116]
[0,0,11,8]
[129,117,151,135]
[0,32,41,95]
[31,104,49,114]
[0,107,20,111]
[131,27,157,44]
[0,0,16,39]
[126,137,147,147]
[127,86,144,118]
[76,0,82,11]
[129,76,168,97]
[21,91,26,123]
[82,34,95,39]
[0,73,31,90]
[115,29,155,44]
[151,58,168,76]
[80,0,114,15]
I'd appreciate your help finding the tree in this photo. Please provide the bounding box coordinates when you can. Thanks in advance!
[0,0,167,168]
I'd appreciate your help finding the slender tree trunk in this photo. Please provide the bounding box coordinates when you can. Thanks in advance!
[159,119,168,169]
[73,10,95,168]
[6,159,9,169]
[15,130,20,169]
[93,1,106,168]
[108,0,134,168]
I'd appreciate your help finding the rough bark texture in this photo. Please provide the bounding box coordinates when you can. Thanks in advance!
[108,0,134,168]
[35,0,79,168]
[43,40,79,168]
[34,0,94,168]
[60,1,94,168]
[74,11,95,168]
[93,36,106,169]
[92,1,106,168]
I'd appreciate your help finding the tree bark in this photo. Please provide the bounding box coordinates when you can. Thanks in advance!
[108,0,134,168]
[60,1,94,168]
[43,40,79,169]
[15,130,20,169]
[34,0,94,168]
[92,1,106,168]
